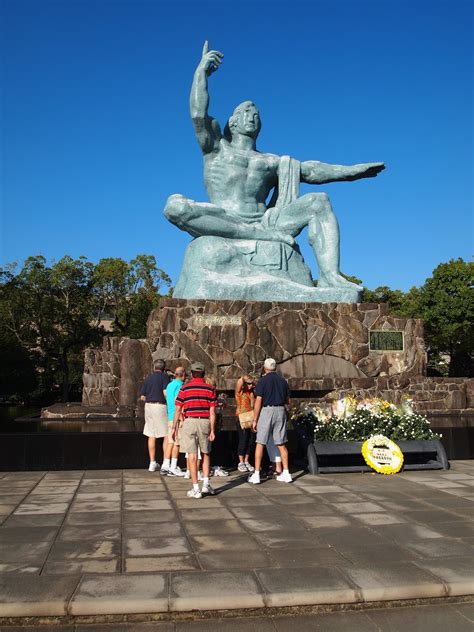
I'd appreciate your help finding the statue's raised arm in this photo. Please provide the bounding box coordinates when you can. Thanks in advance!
[190,41,224,154]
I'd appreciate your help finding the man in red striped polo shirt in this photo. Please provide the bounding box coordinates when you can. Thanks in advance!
[171,362,217,499]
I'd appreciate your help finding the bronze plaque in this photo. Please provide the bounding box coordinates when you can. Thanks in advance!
[369,330,404,352]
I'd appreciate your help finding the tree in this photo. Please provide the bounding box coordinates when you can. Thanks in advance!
[406,259,473,377]
[92,255,171,337]
[0,256,102,401]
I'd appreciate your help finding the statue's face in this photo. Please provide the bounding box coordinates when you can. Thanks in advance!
[231,101,261,138]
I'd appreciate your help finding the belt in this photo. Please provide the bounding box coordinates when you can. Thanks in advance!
[263,405,285,408]
[184,416,210,420]
[147,401,165,404]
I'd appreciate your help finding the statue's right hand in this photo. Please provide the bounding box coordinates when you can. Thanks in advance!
[199,40,224,76]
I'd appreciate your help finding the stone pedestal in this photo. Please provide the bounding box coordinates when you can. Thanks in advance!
[147,298,426,390]
[40,297,474,422]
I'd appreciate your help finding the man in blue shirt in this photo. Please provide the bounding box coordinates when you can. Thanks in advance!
[160,366,186,476]
[139,359,171,472]
[248,357,292,484]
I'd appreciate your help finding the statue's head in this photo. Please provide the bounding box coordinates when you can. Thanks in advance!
[224,101,261,141]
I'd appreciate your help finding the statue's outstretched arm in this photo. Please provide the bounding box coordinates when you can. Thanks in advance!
[300,161,385,184]
[190,41,224,154]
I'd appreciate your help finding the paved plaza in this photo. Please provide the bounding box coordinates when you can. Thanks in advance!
[0,461,473,623]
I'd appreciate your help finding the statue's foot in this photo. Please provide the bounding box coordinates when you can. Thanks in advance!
[318,273,362,289]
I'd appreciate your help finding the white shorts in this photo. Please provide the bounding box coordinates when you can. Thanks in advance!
[143,403,168,438]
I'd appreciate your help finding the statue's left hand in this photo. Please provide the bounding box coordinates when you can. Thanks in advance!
[363,162,385,177]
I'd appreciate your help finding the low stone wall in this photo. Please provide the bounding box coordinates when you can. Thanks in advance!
[316,376,474,413]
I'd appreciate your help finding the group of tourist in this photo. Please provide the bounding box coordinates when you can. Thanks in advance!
[139,357,292,499]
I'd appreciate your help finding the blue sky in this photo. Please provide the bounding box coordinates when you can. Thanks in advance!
[1,0,472,291]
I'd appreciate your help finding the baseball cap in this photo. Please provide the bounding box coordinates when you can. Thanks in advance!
[190,362,205,371]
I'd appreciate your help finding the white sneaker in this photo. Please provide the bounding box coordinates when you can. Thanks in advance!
[160,467,169,476]
[187,488,202,499]
[201,483,215,496]
[184,470,191,479]
[168,466,186,477]
[213,466,229,477]
[245,462,255,472]
[248,472,261,485]
[238,463,248,473]
[276,471,293,483]
[148,461,158,472]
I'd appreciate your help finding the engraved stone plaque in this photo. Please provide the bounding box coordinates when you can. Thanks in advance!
[369,330,404,352]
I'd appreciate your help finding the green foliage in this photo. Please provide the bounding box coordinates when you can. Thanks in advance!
[0,254,171,403]
[293,407,440,442]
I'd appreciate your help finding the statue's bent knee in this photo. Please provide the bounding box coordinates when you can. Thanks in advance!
[164,194,190,228]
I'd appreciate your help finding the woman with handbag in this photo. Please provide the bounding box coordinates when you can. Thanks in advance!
[235,375,256,473]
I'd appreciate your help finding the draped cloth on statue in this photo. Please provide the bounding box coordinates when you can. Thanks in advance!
[250,156,301,271]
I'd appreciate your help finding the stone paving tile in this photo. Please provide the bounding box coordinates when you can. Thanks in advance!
[352,511,406,526]
[239,516,307,532]
[70,573,168,615]
[125,499,173,511]
[403,537,474,558]
[0,541,51,564]
[315,525,389,547]
[189,533,260,553]
[367,603,474,631]
[430,520,474,538]
[42,559,119,575]
[332,541,419,564]
[124,522,185,538]
[177,616,275,631]
[276,502,335,516]
[125,537,191,557]
[403,508,469,524]
[252,530,323,549]
[122,511,180,524]
[69,501,121,513]
[342,560,446,601]
[64,511,121,526]
[170,570,265,610]
[76,624,174,632]
[0,562,42,574]
[0,575,79,616]
[177,507,235,521]
[123,491,170,501]
[268,545,349,569]
[257,566,357,606]
[454,602,474,623]
[14,502,69,515]
[273,611,378,631]
[0,626,74,632]
[58,525,120,542]
[125,554,199,572]
[75,492,121,502]
[415,556,474,596]
[197,548,275,570]
[48,538,120,560]
[333,501,386,514]
[3,513,65,527]
[370,522,444,542]
[0,526,58,543]
[182,519,243,536]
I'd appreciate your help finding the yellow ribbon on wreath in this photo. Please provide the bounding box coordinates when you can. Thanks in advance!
[361,434,404,475]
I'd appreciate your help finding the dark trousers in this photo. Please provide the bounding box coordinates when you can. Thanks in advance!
[236,420,256,457]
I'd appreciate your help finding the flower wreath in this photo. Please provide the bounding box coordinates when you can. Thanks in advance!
[361,434,404,475]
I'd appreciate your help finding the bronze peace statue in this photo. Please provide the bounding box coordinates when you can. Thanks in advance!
[164,42,385,302]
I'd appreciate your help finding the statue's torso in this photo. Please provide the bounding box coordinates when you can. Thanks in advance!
[204,140,278,221]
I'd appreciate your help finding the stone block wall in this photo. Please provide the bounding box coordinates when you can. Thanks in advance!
[82,336,153,411]
[147,298,426,390]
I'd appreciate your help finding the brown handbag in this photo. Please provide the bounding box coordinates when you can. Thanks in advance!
[238,410,254,430]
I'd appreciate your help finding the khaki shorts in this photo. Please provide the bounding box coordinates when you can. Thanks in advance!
[143,403,168,438]
[179,418,210,455]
